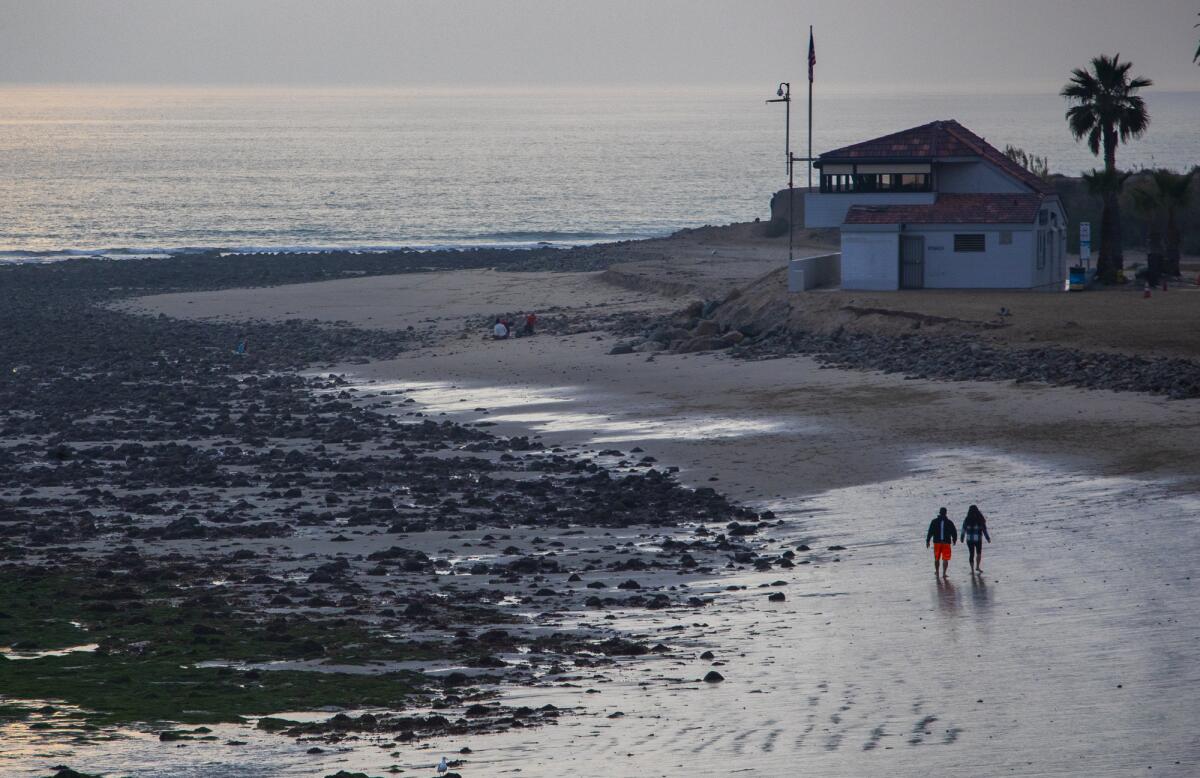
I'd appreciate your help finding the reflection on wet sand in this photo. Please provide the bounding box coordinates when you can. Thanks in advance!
[969,572,990,607]
[935,577,961,617]
[355,379,802,444]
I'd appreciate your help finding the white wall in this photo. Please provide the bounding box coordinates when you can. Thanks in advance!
[788,253,841,291]
[935,161,1029,194]
[841,231,900,290]
[804,192,934,228]
[842,225,1069,291]
[915,228,1037,288]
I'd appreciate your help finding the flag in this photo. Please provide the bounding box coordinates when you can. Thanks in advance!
[808,28,816,83]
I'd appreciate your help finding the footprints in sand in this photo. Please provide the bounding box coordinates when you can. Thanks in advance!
[909,715,940,745]
[629,679,963,761]
[863,725,888,751]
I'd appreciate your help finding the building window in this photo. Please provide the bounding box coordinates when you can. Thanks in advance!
[954,234,986,252]
[820,173,856,193]
[820,172,930,194]
[999,231,1013,245]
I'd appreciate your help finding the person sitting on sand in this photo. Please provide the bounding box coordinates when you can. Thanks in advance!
[925,507,958,577]
[961,504,991,572]
[493,319,509,339]
[523,312,537,336]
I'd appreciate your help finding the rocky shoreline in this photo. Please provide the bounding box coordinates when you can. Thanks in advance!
[612,297,1200,400]
[0,250,797,778]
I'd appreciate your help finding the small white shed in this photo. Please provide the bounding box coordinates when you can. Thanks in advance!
[840,193,1067,291]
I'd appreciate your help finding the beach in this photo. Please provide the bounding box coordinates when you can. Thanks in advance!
[7,2,1200,774]
[2,225,1194,776]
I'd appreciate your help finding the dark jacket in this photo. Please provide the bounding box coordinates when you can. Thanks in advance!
[962,514,991,543]
[926,516,958,545]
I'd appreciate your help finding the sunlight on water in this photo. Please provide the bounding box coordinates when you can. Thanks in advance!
[0,644,98,660]
[364,380,578,414]
[360,379,800,444]
[2,85,1197,258]
[485,410,786,443]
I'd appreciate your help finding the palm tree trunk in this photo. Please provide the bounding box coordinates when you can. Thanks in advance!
[1165,206,1181,276]
[1102,129,1123,272]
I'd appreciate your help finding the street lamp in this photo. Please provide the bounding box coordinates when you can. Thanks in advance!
[767,82,795,261]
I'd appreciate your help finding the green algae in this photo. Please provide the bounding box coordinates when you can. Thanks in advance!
[0,652,425,725]
[0,570,438,725]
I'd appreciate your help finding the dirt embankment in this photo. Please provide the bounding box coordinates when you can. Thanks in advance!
[706,268,1200,360]
[600,220,837,300]
[610,260,1200,399]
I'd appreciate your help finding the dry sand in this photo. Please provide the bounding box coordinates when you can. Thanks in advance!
[121,239,1200,776]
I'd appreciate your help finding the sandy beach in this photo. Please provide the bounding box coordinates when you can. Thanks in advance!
[87,230,1200,776]
[6,4,1200,776]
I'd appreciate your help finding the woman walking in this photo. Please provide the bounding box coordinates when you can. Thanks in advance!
[961,505,991,573]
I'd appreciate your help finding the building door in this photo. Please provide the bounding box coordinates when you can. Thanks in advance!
[899,235,925,289]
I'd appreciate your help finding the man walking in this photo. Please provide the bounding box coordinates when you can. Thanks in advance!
[925,507,958,577]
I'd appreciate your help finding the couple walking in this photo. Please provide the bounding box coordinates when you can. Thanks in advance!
[925,505,991,576]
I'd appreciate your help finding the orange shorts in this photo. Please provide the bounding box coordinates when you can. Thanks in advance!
[933,542,952,561]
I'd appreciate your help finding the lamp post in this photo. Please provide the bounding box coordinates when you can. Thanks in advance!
[766,82,795,261]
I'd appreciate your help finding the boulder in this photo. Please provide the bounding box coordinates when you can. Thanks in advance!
[719,330,745,347]
[675,336,721,354]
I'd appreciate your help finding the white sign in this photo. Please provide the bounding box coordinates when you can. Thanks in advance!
[1079,222,1091,262]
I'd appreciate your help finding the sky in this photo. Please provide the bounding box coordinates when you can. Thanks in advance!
[1,0,1198,92]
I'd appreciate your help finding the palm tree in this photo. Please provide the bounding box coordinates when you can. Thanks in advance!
[1061,54,1153,276]
[1151,169,1196,276]
[1082,168,1133,283]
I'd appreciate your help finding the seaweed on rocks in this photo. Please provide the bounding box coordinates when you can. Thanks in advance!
[0,252,762,738]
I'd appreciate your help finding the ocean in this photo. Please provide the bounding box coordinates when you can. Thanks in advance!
[1,85,1196,261]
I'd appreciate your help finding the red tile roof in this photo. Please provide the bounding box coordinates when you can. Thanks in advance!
[843,193,1046,225]
[819,120,1054,194]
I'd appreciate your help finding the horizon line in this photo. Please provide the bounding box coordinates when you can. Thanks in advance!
[1,80,1197,97]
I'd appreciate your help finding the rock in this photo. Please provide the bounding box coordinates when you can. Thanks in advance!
[768,592,786,602]
[699,650,715,660]
[46,769,98,778]
[675,336,722,354]
[608,341,637,355]
[651,326,691,345]
[719,330,745,346]
[633,340,666,353]
[596,638,649,656]
[703,671,725,683]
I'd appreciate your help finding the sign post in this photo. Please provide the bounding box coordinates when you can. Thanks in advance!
[1079,222,1091,270]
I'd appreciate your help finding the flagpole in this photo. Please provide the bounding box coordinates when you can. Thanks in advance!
[807,25,814,191]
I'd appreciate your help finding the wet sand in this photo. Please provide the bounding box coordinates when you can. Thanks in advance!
[117,260,1200,776]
